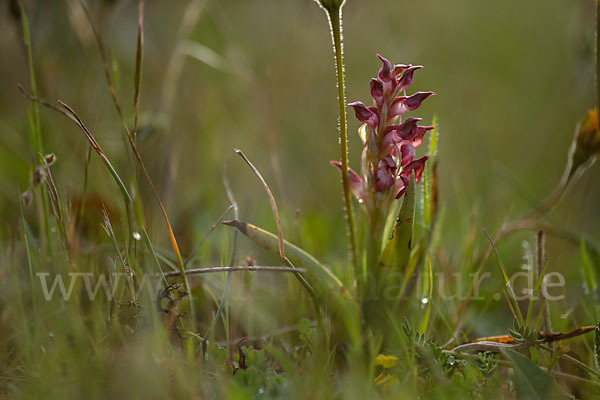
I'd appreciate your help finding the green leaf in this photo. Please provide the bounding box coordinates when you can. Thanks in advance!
[580,238,597,295]
[298,318,311,336]
[423,116,438,228]
[223,220,360,345]
[500,348,569,400]
[378,175,416,270]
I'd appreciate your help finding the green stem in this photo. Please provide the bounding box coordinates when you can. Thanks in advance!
[327,7,359,277]
[21,6,51,257]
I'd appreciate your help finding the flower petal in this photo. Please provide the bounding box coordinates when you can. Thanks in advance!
[397,65,422,93]
[403,91,435,111]
[376,54,393,82]
[377,54,396,94]
[349,101,379,127]
[394,175,410,199]
[330,161,365,202]
[402,156,428,183]
[370,78,384,107]
[374,156,397,192]
[393,64,410,77]
[389,92,434,119]
[410,126,434,147]
[400,143,415,167]
[386,118,422,140]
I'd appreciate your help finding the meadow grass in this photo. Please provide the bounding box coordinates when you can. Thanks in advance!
[1,1,600,399]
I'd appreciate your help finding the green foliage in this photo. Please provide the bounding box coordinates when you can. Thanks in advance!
[500,348,569,400]
[509,320,543,345]
[2,1,600,399]
[378,175,416,270]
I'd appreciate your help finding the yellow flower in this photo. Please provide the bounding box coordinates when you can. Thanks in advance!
[375,354,398,369]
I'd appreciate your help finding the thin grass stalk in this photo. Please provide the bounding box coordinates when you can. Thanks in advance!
[19,192,37,317]
[20,5,51,255]
[81,5,195,324]
[78,144,93,224]
[201,171,239,352]
[43,163,72,267]
[234,149,316,300]
[184,204,234,266]
[133,1,144,141]
[325,7,359,277]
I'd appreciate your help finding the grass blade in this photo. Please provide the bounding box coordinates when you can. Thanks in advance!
[423,116,438,229]
[525,259,549,328]
[580,238,597,295]
[482,228,525,325]
[133,1,144,138]
[418,251,434,335]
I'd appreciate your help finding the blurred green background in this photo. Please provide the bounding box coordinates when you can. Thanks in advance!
[0,0,598,333]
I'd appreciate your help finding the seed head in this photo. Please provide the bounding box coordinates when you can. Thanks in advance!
[314,0,346,13]
[567,108,600,179]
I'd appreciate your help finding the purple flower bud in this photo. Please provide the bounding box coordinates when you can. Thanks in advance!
[377,54,396,94]
[389,91,435,119]
[370,78,384,107]
[403,91,435,111]
[399,143,415,167]
[397,66,422,93]
[330,161,365,202]
[394,175,410,199]
[349,101,379,127]
[402,156,428,183]
[374,156,397,192]
[376,54,393,82]
[379,118,421,157]
[393,64,410,77]
[409,126,434,147]
[386,118,422,140]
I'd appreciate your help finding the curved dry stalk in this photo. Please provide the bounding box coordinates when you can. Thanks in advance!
[451,341,529,353]
[235,149,284,259]
[233,149,315,298]
[162,266,306,277]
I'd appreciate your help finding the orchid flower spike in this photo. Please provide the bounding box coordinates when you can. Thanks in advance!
[333,54,435,203]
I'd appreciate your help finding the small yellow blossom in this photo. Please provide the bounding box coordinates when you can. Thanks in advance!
[375,354,398,369]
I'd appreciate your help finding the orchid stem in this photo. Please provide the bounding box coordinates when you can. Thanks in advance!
[327,7,359,278]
